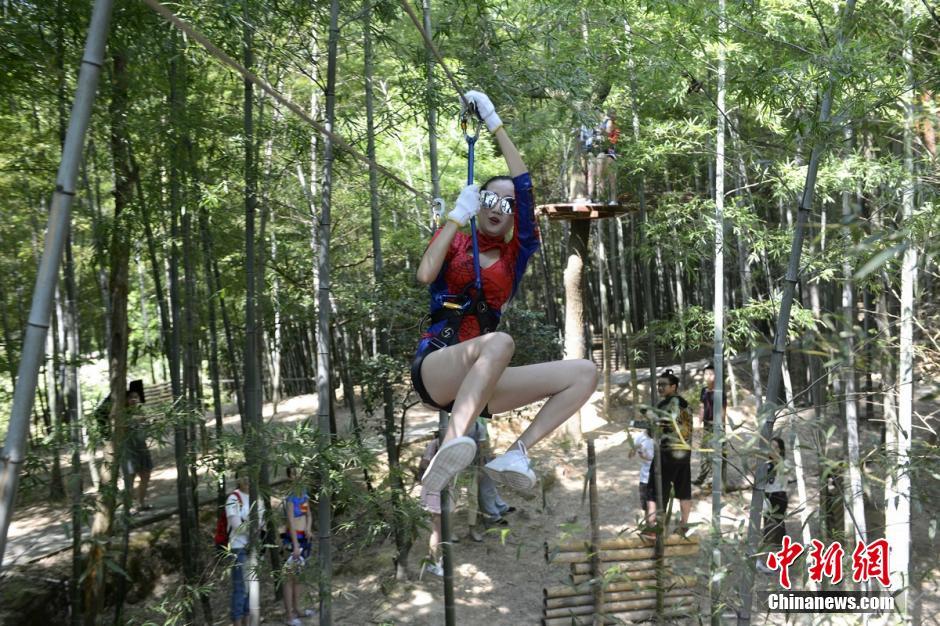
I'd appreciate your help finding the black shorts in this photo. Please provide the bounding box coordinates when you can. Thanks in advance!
[646,458,692,502]
[410,346,491,417]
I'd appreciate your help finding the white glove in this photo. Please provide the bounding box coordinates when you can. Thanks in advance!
[462,90,502,133]
[447,184,480,226]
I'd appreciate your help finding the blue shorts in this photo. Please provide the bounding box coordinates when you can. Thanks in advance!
[280,532,312,559]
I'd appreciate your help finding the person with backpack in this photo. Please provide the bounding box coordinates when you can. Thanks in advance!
[225,472,265,626]
[281,467,315,625]
[644,369,694,538]
[757,436,792,574]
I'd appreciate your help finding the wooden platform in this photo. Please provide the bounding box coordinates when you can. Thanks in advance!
[536,200,635,221]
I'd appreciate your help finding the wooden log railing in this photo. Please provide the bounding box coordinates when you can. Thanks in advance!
[541,533,702,625]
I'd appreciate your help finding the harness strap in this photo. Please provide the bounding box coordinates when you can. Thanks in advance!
[427,283,499,349]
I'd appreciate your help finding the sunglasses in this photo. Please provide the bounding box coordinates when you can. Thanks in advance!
[480,190,516,215]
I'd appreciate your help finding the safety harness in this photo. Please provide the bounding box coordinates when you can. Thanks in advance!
[424,282,500,352]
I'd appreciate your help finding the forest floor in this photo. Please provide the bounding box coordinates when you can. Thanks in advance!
[3,366,939,625]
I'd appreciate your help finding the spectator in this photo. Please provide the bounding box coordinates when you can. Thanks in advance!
[281,467,316,625]
[645,369,693,538]
[628,421,654,516]
[593,109,619,205]
[123,379,153,513]
[468,418,514,541]
[693,363,729,488]
[757,437,791,574]
[226,472,265,626]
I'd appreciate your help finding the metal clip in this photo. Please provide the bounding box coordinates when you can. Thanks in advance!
[460,101,481,142]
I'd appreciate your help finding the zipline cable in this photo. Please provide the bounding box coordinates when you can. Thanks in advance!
[140,0,433,204]
[398,0,467,106]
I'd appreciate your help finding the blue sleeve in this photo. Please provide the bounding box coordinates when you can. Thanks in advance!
[510,173,540,298]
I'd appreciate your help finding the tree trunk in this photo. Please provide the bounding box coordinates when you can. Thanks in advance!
[240,3,266,622]
[738,3,858,622]
[616,218,640,406]
[63,230,85,626]
[269,224,282,413]
[166,30,200,624]
[710,7,726,620]
[199,209,227,507]
[212,255,246,423]
[314,4,340,620]
[84,47,133,626]
[48,286,66,499]
[729,127,764,409]
[563,220,589,442]
[885,5,916,616]
[841,126,867,558]
[594,221,611,420]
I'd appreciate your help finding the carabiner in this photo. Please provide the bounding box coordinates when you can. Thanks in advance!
[460,100,482,143]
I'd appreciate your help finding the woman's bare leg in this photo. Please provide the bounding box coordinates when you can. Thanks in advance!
[422,341,597,450]
[419,332,515,443]
[487,359,598,449]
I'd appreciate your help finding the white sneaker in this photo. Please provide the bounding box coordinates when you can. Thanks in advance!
[425,560,444,577]
[756,560,774,575]
[421,436,476,492]
[484,442,537,490]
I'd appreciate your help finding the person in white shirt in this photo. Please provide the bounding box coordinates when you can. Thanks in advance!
[629,424,655,517]
[226,473,264,625]
[757,437,790,574]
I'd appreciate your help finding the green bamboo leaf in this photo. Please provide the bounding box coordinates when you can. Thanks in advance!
[854,243,907,280]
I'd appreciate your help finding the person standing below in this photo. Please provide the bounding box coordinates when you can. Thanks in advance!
[645,369,693,538]
[468,418,514,540]
[693,363,729,488]
[281,467,316,625]
[593,109,619,205]
[757,437,791,574]
[123,379,153,513]
[628,422,655,517]
[226,473,265,626]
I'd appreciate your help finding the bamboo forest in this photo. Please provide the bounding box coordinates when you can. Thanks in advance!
[0,0,938,624]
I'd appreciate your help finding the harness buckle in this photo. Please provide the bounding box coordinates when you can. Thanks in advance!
[428,336,449,351]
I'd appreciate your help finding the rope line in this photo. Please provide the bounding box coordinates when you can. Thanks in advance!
[140,0,432,203]
[398,0,467,104]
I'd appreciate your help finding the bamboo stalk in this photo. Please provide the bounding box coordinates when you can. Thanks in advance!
[551,532,698,555]
[542,605,694,626]
[543,593,696,619]
[571,560,655,575]
[567,569,659,587]
[570,554,695,575]
[545,583,696,609]
[556,541,699,566]
[544,574,697,600]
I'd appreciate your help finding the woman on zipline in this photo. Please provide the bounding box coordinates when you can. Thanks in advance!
[413,90,598,493]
